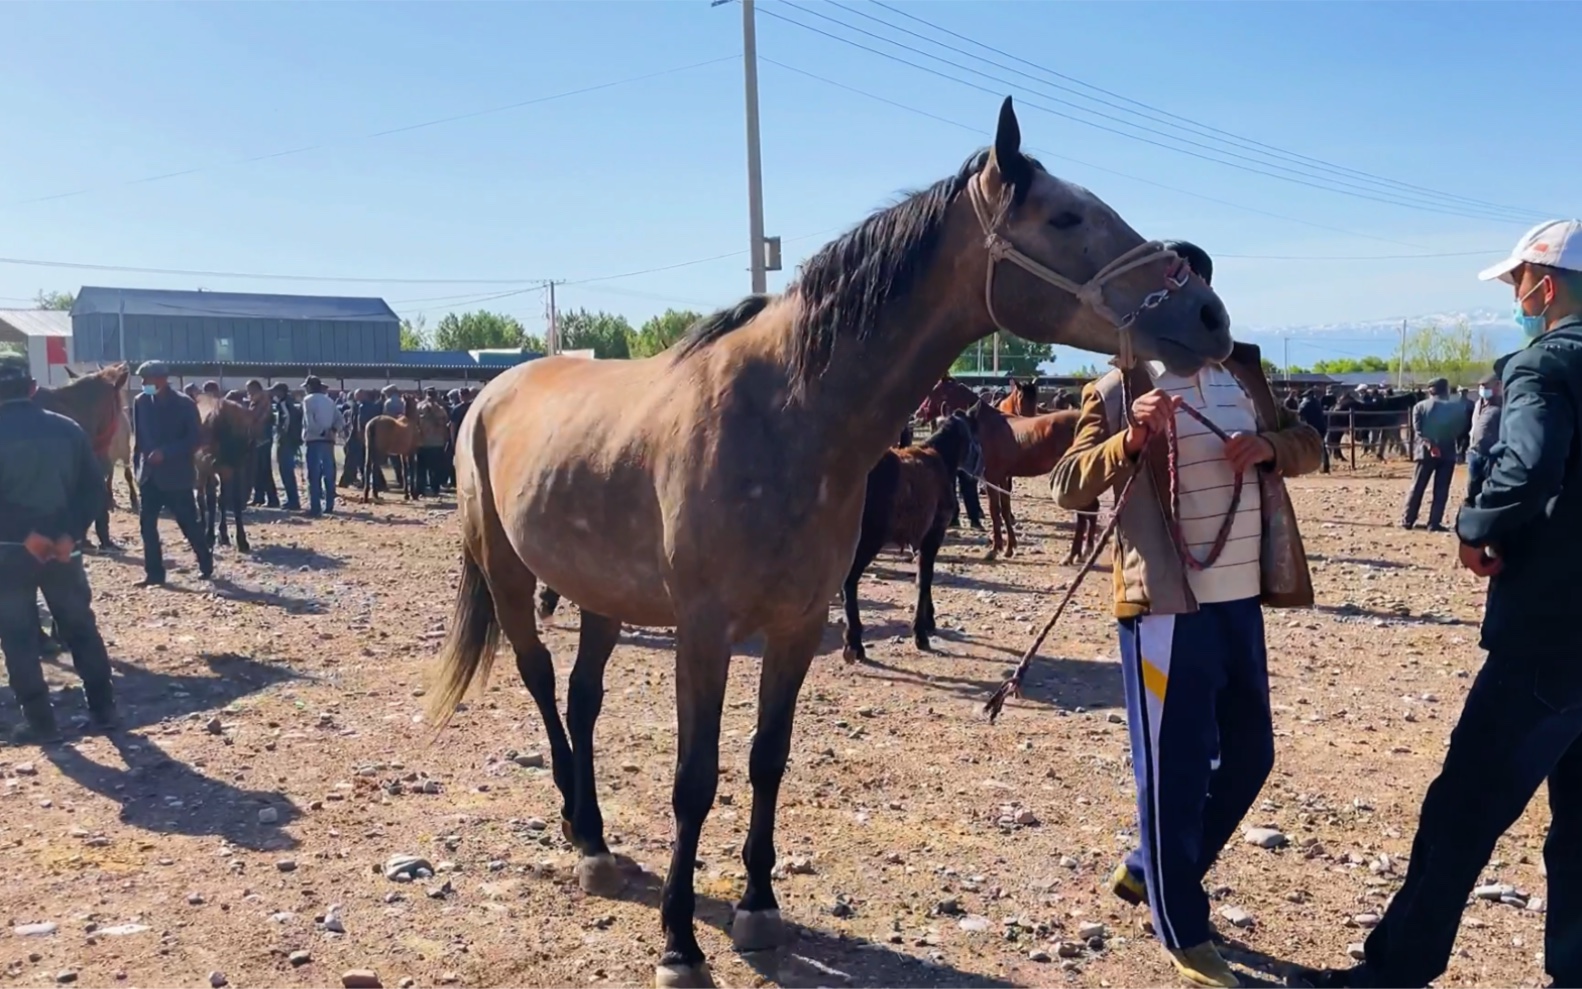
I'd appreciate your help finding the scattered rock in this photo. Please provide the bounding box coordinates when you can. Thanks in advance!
[342,971,383,989]
[1348,943,1367,961]
[205,716,224,735]
[54,971,77,985]
[385,854,435,881]
[935,896,962,916]
[1474,883,1515,901]
[1219,905,1255,929]
[785,855,815,875]
[277,858,298,872]
[1058,855,1079,869]
[1055,941,1083,958]
[208,972,228,988]
[13,922,58,937]
[98,924,149,937]
[186,893,205,906]
[1077,921,1106,940]
[1106,711,1124,724]
[427,879,454,900]
[323,904,346,934]
[1028,949,1052,963]
[1353,913,1380,928]
[258,806,279,825]
[289,951,312,967]
[512,752,544,769]
[957,915,990,933]
[16,762,38,776]
[1014,809,1039,826]
[1242,827,1288,849]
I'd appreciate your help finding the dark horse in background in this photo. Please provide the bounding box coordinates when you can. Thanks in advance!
[196,393,268,553]
[1329,389,1423,460]
[841,412,979,663]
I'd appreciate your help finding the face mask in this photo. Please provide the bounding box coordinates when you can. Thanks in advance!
[141,384,156,396]
[1478,386,1492,400]
[1514,277,1551,341]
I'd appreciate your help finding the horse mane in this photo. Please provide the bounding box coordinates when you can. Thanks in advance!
[674,149,1032,387]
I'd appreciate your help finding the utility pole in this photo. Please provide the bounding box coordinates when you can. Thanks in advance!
[545,281,561,356]
[992,331,1000,374]
[1396,318,1407,389]
[1282,334,1289,381]
[742,0,768,293]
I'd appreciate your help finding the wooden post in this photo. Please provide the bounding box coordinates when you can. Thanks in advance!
[1348,408,1357,470]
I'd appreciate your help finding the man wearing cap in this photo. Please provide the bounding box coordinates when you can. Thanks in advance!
[1400,377,1463,532]
[132,361,212,586]
[1311,221,1582,988]
[300,376,343,516]
[1463,372,1502,504]
[0,353,117,742]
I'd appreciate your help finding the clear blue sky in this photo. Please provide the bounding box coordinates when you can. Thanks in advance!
[2,1,1577,363]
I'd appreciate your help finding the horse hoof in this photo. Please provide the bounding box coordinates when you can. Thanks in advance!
[561,817,575,845]
[841,644,866,664]
[913,634,932,653]
[655,962,714,989]
[983,549,999,562]
[731,908,785,953]
[576,853,628,898]
[237,542,250,554]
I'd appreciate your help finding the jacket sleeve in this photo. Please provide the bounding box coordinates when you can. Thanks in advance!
[1051,382,1136,509]
[67,426,105,542]
[1261,401,1324,477]
[1456,347,1576,549]
[1411,400,1427,448]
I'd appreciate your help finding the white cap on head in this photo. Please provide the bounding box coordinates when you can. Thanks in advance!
[1479,219,1582,284]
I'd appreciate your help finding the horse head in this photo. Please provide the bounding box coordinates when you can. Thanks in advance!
[964,98,1230,374]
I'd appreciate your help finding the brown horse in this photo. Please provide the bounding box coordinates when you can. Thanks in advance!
[970,401,1094,561]
[841,412,978,663]
[59,365,138,514]
[427,96,1228,988]
[195,394,268,553]
[915,375,979,421]
[997,377,1038,416]
[36,363,132,547]
[362,395,420,502]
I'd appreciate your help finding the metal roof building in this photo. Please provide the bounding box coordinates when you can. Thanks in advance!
[70,286,400,366]
[0,309,74,385]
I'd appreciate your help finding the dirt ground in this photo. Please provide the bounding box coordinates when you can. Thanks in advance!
[0,462,1553,989]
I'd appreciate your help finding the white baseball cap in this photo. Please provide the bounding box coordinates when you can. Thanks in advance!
[1478,219,1582,284]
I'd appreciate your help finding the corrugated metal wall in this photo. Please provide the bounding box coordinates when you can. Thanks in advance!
[72,313,399,364]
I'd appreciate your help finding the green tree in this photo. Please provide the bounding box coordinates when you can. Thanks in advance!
[1394,317,1496,386]
[433,310,541,352]
[1310,355,1392,375]
[558,308,633,359]
[34,290,74,310]
[950,332,1053,376]
[399,314,429,351]
[628,308,702,358]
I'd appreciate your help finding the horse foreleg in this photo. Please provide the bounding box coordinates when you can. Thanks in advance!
[912,521,946,651]
[232,472,251,553]
[985,484,1005,560]
[203,478,219,549]
[732,614,822,960]
[216,478,232,547]
[1000,481,1018,558]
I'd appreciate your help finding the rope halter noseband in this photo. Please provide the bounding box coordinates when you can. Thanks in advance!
[967,174,1190,370]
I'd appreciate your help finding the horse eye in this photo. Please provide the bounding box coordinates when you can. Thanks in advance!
[1048,212,1082,231]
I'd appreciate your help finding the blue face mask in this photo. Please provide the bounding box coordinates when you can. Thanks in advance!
[1478,386,1493,400]
[1515,278,1550,341]
[141,384,156,396]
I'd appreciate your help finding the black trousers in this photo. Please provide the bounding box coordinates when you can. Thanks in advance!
[1361,648,1582,986]
[251,444,278,506]
[340,436,364,487]
[951,472,983,528]
[0,556,113,711]
[1404,455,1456,528]
[140,483,212,581]
[417,446,446,496]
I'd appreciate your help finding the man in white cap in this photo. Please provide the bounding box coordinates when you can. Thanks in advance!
[1310,220,1582,987]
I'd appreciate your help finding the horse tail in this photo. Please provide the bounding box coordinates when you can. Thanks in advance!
[429,545,499,729]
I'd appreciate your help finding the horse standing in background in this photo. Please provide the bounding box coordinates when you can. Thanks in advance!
[362,395,421,502]
[426,97,1229,988]
[195,393,268,554]
[35,363,132,549]
[970,401,1092,562]
[997,377,1038,417]
[915,375,979,421]
[841,412,979,663]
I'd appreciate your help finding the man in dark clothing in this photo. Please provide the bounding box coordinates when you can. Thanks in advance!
[271,383,303,511]
[1463,372,1502,504]
[132,361,212,586]
[447,388,473,490]
[1313,220,1582,989]
[246,380,279,508]
[415,388,450,496]
[0,353,117,743]
[1298,388,1330,473]
[1401,377,1462,531]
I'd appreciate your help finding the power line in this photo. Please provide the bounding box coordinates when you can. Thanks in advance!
[761,57,1490,255]
[5,56,740,210]
[858,0,1553,222]
[759,4,1537,226]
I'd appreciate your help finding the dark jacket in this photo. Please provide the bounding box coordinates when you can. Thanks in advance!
[0,399,105,547]
[274,397,304,449]
[1458,316,1582,654]
[1297,394,1327,437]
[133,388,201,492]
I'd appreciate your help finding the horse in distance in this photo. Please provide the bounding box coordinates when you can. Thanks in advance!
[362,395,421,503]
[840,411,979,663]
[427,95,1229,989]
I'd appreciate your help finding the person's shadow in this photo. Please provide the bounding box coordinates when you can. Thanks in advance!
[43,730,299,852]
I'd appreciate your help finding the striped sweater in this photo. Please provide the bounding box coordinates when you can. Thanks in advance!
[1145,361,1263,604]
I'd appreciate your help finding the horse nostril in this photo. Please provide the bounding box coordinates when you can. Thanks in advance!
[1199,303,1228,333]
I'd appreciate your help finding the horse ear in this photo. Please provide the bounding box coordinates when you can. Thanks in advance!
[989,96,1031,193]
[63,366,79,379]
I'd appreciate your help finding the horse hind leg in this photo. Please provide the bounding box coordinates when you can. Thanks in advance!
[565,610,626,898]
[535,585,562,620]
[912,520,947,651]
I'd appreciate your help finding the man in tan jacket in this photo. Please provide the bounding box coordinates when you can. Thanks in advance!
[1051,241,1323,988]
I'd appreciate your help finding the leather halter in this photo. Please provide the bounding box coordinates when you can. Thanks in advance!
[966,173,1188,370]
